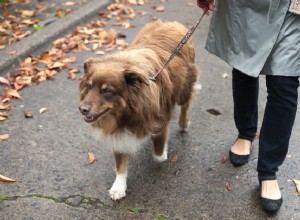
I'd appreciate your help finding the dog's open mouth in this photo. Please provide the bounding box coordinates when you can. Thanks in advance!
[84,108,110,123]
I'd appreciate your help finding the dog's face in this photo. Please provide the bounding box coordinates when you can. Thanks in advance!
[79,58,149,124]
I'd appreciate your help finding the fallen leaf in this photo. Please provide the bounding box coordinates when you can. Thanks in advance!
[47,62,66,69]
[68,72,76,80]
[221,155,228,164]
[7,50,16,55]
[128,0,138,4]
[0,76,10,85]
[0,116,7,121]
[206,108,221,116]
[153,6,165,12]
[222,73,229,79]
[39,107,47,114]
[88,152,96,164]
[95,50,105,55]
[171,155,178,163]
[226,182,232,191]
[14,82,25,91]
[289,178,300,196]
[0,112,9,117]
[0,134,9,140]
[16,76,32,85]
[6,89,22,99]
[0,102,11,111]
[24,111,33,118]
[63,1,77,6]
[55,9,66,18]
[20,10,35,18]
[69,68,79,74]
[0,174,16,182]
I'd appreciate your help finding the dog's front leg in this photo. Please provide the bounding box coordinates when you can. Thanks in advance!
[109,152,129,200]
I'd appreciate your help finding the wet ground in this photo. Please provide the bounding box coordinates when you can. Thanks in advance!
[1,0,300,219]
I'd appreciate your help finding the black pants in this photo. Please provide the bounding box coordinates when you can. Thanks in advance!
[232,68,299,181]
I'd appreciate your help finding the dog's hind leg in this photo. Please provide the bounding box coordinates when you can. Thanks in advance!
[178,101,191,130]
[109,152,129,200]
[151,124,169,162]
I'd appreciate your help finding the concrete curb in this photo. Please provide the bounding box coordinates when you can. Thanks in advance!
[0,0,111,76]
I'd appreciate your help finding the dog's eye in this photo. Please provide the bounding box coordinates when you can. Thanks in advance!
[101,88,112,94]
[86,82,92,90]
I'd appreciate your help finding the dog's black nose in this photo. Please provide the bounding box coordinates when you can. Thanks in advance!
[79,104,91,115]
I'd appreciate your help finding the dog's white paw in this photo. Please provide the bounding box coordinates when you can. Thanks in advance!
[109,174,127,201]
[109,188,126,201]
[152,145,168,163]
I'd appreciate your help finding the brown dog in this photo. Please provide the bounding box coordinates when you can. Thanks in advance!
[79,20,199,200]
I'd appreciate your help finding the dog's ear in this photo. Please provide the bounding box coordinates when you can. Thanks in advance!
[124,72,149,86]
[83,58,94,74]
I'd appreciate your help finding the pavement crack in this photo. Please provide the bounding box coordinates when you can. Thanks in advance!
[0,194,169,220]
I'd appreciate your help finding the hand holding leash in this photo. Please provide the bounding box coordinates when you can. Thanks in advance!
[197,0,217,15]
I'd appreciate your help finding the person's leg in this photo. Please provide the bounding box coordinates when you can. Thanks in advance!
[258,75,299,179]
[230,69,259,165]
[258,75,299,212]
[232,68,259,142]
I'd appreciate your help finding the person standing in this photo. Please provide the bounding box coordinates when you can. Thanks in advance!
[197,0,300,213]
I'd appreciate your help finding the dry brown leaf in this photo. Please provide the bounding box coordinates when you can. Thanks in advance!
[0,116,7,121]
[226,182,232,191]
[0,112,9,117]
[24,111,33,118]
[88,152,96,164]
[48,62,66,69]
[68,72,76,80]
[6,89,22,99]
[69,68,79,74]
[17,31,31,40]
[13,82,25,91]
[39,107,47,114]
[0,134,9,140]
[63,1,77,6]
[154,6,165,12]
[171,155,178,163]
[0,103,11,111]
[56,9,67,18]
[95,50,105,55]
[21,10,35,18]
[39,52,51,62]
[291,178,300,196]
[0,174,16,182]
[221,155,228,164]
[16,76,32,85]
[0,76,10,85]
[7,50,17,55]
[63,57,77,63]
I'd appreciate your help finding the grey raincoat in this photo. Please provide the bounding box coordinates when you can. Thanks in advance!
[205,0,300,77]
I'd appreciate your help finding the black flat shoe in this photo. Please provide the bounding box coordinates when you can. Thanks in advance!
[259,180,283,213]
[260,197,282,213]
[229,150,250,166]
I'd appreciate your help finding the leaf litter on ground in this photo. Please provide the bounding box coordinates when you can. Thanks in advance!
[0,1,149,123]
[0,174,16,182]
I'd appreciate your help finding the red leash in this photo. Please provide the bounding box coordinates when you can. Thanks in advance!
[149,9,208,81]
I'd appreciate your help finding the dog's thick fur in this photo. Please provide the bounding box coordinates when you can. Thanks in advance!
[79,20,199,200]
